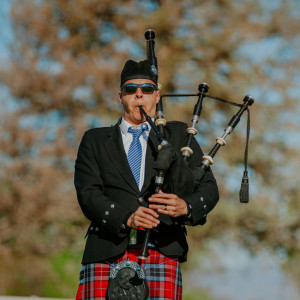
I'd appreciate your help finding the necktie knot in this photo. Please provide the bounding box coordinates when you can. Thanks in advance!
[128,124,148,139]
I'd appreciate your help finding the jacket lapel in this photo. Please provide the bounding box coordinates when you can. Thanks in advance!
[104,121,139,194]
[141,129,159,194]
[104,121,160,195]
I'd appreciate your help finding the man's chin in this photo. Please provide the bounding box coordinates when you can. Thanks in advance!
[135,112,146,123]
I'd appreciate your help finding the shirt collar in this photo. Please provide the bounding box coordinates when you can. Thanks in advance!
[120,117,151,136]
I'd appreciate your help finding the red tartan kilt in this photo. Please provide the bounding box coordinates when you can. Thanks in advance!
[76,248,182,300]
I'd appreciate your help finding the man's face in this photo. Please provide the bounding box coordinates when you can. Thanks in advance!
[119,79,160,125]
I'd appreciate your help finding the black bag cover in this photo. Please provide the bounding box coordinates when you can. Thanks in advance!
[106,260,149,300]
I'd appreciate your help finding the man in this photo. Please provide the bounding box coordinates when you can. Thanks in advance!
[75,59,219,299]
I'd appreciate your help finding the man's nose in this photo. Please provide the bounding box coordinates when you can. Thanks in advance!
[135,87,143,97]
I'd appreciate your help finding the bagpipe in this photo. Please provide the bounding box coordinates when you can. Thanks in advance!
[138,29,254,260]
[107,29,254,300]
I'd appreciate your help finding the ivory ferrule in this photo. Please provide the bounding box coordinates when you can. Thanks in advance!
[202,155,214,165]
[186,127,198,135]
[155,118,166,126]
[181,146,193,157]
[216,137,226,146]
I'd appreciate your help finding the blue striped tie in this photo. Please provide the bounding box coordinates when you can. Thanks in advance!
[127,125,148,187]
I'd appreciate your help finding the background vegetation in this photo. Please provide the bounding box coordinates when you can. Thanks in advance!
[0,0,299,299]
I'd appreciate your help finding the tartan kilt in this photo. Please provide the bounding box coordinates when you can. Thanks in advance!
[76,248,182,300]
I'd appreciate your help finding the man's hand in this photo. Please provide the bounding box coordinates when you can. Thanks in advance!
[127,206,160,229]
[148,190,188,218]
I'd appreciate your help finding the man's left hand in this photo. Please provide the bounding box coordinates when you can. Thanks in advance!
[148,190,188,218]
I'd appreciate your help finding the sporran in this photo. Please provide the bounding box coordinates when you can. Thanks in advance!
[106,260,149,300]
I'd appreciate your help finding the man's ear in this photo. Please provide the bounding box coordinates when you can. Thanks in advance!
[156,91,160,104]
[119,91,123,104]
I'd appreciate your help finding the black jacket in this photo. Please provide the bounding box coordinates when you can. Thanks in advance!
[74,119,219,263]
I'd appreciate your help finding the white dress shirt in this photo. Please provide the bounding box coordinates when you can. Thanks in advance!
[119,117,151,191]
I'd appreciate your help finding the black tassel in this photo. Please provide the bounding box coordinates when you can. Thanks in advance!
[240,108,251,204]
[240,171,249,203]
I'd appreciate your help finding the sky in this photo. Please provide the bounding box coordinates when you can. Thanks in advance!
[0,0,13,65]
[0,0,15,113]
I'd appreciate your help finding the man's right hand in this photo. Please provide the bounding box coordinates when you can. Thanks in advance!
[127,206,160,229]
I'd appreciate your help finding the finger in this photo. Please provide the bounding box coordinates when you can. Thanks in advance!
[149,204,163,210]
[135,218,159,227]
[134,216,160,228]
[150,202,175,211]
[131,215,154,229]
[149,204,175,211]
[149,198,178,208]
[148,197,171,204]
[135,208,159,221]
[138,206,159,218]
[134,211,160,225]
[151,192,177,199]
[150,196,177,204]
[157,208,176,217]
[137,214,160,225]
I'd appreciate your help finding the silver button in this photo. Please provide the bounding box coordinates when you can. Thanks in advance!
[138,197,143,203]
[200,197,204,201]
[111,204,115,208]
[95,227,99,231]
[91,226,94,230]
[105,211,109,216]
[204,205,207,209]
[121,224,126,229]
[102,219,106,224]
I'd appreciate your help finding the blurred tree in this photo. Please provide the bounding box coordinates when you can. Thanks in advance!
[0,0,299,297]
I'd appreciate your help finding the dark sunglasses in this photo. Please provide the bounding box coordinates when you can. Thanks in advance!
[122,83,158,94]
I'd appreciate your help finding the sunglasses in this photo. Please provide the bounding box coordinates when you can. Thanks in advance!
[122,83,158,94]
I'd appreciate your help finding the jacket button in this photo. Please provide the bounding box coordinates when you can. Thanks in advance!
[105,211,109,216]
[102,220,107,224]
[138,197,144,203]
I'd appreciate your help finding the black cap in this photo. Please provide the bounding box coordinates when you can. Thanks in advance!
[120,59,158,87]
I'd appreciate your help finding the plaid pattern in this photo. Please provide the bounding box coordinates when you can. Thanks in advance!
[76,248,182,300]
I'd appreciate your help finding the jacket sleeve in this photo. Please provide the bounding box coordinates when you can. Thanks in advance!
[74,131,132,237]
[181,133,219,226]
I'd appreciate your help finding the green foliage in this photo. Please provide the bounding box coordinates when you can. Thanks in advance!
[42,250,82,298]
[183,292,216,300]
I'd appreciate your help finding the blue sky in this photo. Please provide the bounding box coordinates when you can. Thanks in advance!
[0,0,13,65]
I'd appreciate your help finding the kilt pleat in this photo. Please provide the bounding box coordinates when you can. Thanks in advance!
[76,248,182,300]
